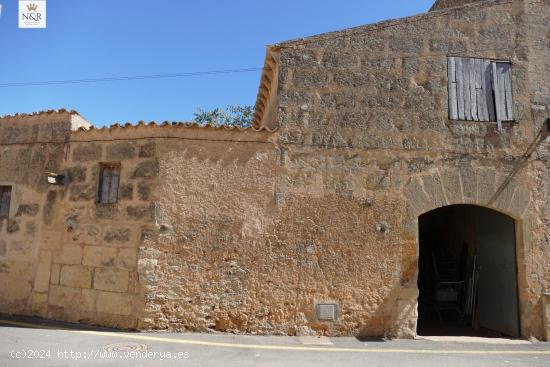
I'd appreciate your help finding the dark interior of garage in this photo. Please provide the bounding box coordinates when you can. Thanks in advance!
[417,205,520,337]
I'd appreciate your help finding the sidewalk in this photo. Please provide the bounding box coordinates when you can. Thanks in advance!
[0,315,548,367]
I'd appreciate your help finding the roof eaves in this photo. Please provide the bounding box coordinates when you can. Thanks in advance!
[0,108,80,120]
[252,46,280,132]
[76,120,256,133]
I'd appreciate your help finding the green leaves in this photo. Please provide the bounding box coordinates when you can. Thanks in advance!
[193,105,254,128]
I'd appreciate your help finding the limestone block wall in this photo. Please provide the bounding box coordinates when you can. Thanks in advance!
[525,0,550,340]
[266,0,548,338]
[430,0,489,11]
[0,111,82,316]
[36,129,161,328]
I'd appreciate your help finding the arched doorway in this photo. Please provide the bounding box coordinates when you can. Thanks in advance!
[417,205,520,337]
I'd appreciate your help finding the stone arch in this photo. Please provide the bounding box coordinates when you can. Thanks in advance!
[393,166,533,339]
[403,167,532,224]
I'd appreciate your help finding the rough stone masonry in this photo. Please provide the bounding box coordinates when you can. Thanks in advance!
[0,0,549,340]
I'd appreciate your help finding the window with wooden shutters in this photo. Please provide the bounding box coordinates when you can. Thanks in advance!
[98,164,120,204]
[448,57,513,123]
[0,186,12,218]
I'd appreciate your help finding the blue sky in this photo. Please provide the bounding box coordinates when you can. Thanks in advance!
[0,0,434,126]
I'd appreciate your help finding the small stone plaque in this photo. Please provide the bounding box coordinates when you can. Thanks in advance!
[316,303,337,321]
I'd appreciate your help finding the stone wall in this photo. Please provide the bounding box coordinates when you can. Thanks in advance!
[138,0,549,339]
[0,113,156,328]
[430,0,490,11]
[139,132,275,331]
[39,132,160,328]
[70,125,271,330]
[266,0,548,338]
[525,0,550,340]
[0,111,84,316]
[0,115,273,331]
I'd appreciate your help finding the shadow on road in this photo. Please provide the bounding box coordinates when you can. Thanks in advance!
[354,336,387,343]
[0,313,128,332]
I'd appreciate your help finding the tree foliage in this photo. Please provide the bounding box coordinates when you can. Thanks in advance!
[193,105,254,128]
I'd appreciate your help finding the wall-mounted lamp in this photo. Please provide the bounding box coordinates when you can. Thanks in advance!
[46,172,65,185]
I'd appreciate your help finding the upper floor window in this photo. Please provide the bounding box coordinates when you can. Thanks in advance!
[448,57,513,123]
[0,186,12,218]
[98,163,120,204]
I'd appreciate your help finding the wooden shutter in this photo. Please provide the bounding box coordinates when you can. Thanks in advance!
[100,168,111,203]
[483,60,496,122]
[450,57,478,121]
[107,168,120,203]
[448,57,511,122]
[469,58,478,121]
[448,58,459,120]
[463,58,472,120]
[493,62,513,122]
[0,186,12,218]
[99,165,120,203]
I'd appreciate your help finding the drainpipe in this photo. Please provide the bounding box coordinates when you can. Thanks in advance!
[487,118,550,206]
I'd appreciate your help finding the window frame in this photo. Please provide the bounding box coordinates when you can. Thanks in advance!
[97,163,121,204]
[0,184,14,219]
[448,56,514,123]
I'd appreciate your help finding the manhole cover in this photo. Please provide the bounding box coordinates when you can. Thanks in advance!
[103,342,147,353]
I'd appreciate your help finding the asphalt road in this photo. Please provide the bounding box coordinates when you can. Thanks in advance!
[0,315,549,367]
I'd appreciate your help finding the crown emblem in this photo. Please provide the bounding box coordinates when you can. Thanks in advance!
[26,3,38,12]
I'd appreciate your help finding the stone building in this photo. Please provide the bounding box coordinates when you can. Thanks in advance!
[0,0,549,340]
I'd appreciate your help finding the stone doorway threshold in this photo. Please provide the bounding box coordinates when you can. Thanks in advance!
[416,335,532,344]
